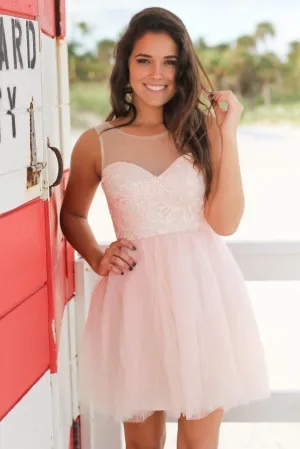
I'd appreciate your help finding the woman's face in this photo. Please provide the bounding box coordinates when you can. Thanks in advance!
[128,32,178,108]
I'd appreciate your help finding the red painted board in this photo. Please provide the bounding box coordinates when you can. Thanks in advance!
[69,416,81,449]
[69,424,74,449]
[53,242,67,355]
[39,0,56,37]
[66,241,75,301]
[49,182,64,266]
[63,172,75,300]
[0,286,50,420]
[46,234,67,374]
[0,199,47,319]
[0,1,38,19]
[44,187,67,374]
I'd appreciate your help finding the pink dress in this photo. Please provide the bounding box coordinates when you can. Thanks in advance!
[78,121,271,423]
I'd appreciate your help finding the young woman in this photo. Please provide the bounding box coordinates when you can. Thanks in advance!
[60,7,271,449]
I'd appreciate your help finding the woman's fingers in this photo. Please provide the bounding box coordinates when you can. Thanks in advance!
[112,247,136,270]
[107,261,125,275]
[107,238,138,275]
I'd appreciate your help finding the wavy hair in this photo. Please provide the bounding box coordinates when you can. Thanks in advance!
[104,7,215,199]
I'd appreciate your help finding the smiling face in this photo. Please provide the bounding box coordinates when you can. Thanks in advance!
[128,32,178,109]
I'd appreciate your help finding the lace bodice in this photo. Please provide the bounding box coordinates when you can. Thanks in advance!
[95,122,212,240]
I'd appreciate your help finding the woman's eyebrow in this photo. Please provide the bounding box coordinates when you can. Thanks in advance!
[135,53,178,59]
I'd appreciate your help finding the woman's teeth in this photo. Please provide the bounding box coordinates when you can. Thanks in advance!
[145,84,167,92]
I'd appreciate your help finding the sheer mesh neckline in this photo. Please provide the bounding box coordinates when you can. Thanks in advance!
[106,122,169,139]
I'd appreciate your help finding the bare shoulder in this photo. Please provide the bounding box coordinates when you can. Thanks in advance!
[61,128,102,218]
[73,127,100,157]
[71,127,102,177]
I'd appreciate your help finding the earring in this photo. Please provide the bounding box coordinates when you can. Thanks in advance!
[125,83,133,103]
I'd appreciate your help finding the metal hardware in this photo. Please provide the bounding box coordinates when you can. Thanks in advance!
[27,98,47,188]
[47,137,64,197]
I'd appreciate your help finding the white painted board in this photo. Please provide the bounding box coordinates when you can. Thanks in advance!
[0,15,45,213]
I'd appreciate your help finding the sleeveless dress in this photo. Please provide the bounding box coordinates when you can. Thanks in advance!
[77,121,271,423]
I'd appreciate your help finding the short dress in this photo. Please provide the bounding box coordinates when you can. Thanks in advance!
[77,121,271,423]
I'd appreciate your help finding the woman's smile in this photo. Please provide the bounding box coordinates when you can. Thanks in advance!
[143,83,168,92]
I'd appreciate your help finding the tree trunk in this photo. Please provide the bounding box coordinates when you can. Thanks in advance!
[262,82,271,105]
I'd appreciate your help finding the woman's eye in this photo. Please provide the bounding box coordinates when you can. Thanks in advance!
[136,59,176,66]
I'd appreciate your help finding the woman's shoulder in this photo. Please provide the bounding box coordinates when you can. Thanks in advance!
[71,127,101,164]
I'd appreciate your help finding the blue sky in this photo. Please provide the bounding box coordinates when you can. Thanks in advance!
[67,0,300,60]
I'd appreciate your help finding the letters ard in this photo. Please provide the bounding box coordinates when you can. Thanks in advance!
[0,17,37,139]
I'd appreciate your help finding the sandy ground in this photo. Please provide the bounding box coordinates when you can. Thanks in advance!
[71,124,300,448]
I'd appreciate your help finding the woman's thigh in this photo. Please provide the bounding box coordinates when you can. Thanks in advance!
[123,410,167,449]
[177,407,224,449]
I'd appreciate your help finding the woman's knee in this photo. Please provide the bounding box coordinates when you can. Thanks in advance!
[124,411,167,449]
[126,430,166,449]
[177,408,223,449]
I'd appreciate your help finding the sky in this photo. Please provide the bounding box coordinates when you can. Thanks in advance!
[66,0,300,60]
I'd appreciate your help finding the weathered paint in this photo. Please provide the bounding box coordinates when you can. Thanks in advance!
[0,15,45,213]
[39,0,56,37]
[64,171,75,299]
[0,1,38,19]
[44,181,67,373]
[50,301,74,449]
[41,32,61,187]
[27,99,48,188]
[57,0,66,38]
[57,39,71,169]
[0,1,75,447]
[0,1,63,37]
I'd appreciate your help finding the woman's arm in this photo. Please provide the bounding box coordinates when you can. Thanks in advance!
[60,128,104,270]
[203,114,245,236]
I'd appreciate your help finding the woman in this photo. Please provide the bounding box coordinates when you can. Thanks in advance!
[60,7,271,449]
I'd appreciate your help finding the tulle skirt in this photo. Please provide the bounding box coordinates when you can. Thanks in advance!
[77,229,271,423]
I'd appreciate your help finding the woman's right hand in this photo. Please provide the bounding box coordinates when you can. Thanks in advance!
[92,238,138,276]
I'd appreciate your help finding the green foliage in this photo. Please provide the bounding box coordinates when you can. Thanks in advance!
[68,20,300,126]
[70,82,111,128]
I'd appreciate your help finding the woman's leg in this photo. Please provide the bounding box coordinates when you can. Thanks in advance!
[123,410,167,449]
[177,408,223,449]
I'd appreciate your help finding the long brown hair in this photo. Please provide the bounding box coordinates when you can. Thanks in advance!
[105,7,215,199]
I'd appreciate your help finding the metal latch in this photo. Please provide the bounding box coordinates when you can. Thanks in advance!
[27,98,47,188]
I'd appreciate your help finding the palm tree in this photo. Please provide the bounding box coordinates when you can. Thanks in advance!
[253,22,277,104]
[256,52,281,105]
[235,35,256,52]
[97,39,116,64]
[77,22,91,37]
[194,38,208,52]
[254,22,276,52]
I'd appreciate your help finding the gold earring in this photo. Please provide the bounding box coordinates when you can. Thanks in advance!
[125,83,133,103]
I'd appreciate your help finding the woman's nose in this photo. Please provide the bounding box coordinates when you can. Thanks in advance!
[149,62,163,79]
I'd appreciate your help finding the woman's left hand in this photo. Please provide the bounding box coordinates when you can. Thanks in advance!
[209,90,244,136]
